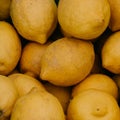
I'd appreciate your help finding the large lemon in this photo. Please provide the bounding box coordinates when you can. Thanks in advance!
[67,89,120,120]
[10,0,57,44]
[58,0,110,40]
[40,37,95,86]
[10,89,65,120]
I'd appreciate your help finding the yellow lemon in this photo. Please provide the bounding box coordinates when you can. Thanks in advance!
[10,89,65,120]
[40,37,95,86]
[101,31,120,74]
[72,74,118,100]
[58,0,110,40]
[0,21,21,75]
[8,73,46,97]
[67,89,120,120]
[20,42,50,78]
[10,0,57,44]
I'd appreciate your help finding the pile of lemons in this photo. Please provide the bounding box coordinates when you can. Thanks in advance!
[0,0,120,120]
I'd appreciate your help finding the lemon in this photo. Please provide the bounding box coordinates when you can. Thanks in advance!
[10,89,65,120]
[0,21,21,75]
[8,73,46,97]
[72,73,118,100]
[101,31,120,74]
[58,0,110,40]
[10,0,57,44]
[19,41,51,78]
[67,89,120,120]
[40,37,95,86]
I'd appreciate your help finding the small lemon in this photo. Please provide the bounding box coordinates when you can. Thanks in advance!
[20,42,50,78]
[72,74,118,100]
[8,73,46,97]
